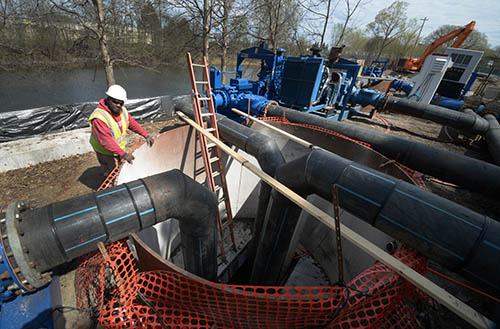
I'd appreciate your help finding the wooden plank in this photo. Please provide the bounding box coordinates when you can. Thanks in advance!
[176,111,493,329]
[232,108,317,149]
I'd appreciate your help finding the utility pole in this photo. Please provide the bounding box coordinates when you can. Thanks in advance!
[412,17,428,57]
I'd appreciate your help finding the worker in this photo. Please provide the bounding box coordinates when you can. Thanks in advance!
[89,84,154,177]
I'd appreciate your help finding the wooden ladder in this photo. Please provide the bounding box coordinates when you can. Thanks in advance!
[186,52,236,260]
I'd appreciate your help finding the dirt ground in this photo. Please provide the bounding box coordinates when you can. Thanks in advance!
[0,93,499,328]
[0,119,180,209]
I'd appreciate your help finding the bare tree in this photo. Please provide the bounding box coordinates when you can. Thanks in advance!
[170,0,214,58]
[366,0,408,60]
[248,0,302,51]
[334,0,364,46]
[299,0,339,48]
[212,0,253,80]
[212,0,233,81]
[49,0,116,85]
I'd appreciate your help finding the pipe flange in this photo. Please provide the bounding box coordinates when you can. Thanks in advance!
[378,92,393,112]
[2,202,49,291]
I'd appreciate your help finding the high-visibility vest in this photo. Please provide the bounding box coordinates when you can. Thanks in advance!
[89,107,129,156]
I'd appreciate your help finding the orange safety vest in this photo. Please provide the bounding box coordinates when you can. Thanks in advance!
[88,106,129,156]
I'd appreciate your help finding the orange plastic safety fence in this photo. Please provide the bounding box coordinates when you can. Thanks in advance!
[97,139,144,191]
[257,116,427,190]
[257,116,372,148]
[75,240,429,329]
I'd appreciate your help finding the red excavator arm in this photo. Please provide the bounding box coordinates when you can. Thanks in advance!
[397,21,476,71]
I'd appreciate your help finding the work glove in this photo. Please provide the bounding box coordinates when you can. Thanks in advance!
[122,152,135,164]
[146,136,154,147]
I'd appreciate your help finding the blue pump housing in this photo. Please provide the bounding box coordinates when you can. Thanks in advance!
[279,56,325,109]
[209,46,378,122]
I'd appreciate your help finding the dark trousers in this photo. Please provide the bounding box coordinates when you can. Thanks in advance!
[95,152,120,178]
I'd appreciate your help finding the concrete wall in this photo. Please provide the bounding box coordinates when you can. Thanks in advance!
[0,127,92,173]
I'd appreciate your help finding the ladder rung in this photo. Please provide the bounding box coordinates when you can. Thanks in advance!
[210,157,219,163]
[205,128,216,133]
[192,63,205,67]
[195,81,208,84]
[212,171,220,178]
[218,196,226,203]
[207,143,216,149]
[198,97,211,101]
[194,167,205,176]
[214,186,221,193]
[201,112,213,117]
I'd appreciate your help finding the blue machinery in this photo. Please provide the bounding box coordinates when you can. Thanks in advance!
[209,46,383,121]
[0,203,56,328]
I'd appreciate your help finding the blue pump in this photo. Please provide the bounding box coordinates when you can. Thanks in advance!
[209,46,381,121]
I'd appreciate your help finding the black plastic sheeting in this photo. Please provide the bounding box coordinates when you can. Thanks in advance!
[0,95,177,143]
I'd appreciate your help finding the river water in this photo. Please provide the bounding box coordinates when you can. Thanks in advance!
[0,66,191,113]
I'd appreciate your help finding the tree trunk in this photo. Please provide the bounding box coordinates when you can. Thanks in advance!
[220,0,233,84]
[203,0,210,59]
[94,0,115,86]
[336,20,348,46]
[269,0,282,50]
[375,38,387,61]
[320,0,331,47]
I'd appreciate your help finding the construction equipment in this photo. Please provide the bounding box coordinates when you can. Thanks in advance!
[361,59,389,80]
[209,46,364,121]
[396,21,476,72]
[390,47,484,110]
[186,53,236,259]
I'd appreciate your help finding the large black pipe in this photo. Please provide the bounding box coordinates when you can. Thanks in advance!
[18,170,218,281]
[250,149,500,296]
[174,98,286,254]
[484,114,500,165]
[384,97,489,135]
[265,104,500,195]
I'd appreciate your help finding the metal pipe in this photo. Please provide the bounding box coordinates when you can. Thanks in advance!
[174,97,286,259]
[250,148,500,297]
[384,97,489,135]
[265,104,500,195]
[484,114,500,165]
[10,169,218,287]
[177,110,494,328]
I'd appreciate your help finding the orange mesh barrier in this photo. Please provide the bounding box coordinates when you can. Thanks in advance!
[257,116,372,148]
[256,116,427,190]
[75,240,429,328]
[97,139,144,191]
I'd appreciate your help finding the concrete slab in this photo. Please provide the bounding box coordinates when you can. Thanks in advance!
[0,128,92,172]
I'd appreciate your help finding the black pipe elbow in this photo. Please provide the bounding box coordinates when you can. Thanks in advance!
[15,170,218,285]
[484,114,500,165]
[252,148,500,293]
[307,149,500,293]
[143,170,218,281]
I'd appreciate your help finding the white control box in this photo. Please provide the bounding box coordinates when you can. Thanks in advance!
[444,48,483,85]
[408,55,453,104]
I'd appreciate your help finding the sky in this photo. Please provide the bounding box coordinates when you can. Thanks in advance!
[332,0,500,48]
